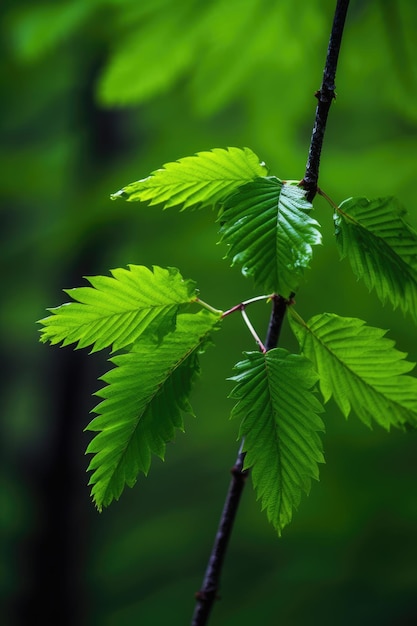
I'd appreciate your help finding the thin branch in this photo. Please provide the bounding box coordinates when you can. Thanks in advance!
[301,0,350,201]
[191,2,351,624]
[191,296,288,626]
[264,294,292,352]
[191,444,248,626]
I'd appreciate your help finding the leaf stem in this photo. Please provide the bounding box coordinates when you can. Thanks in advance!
[197,294,272,318]
[288,306,306,327]
[317,186,339,210]
[240,308,266,353]
[221,294,273,318]
[222,294,273,351]
[301,0,350,201]
[317,187,363,228]
[317,187,360,226]
[196,298,223,316]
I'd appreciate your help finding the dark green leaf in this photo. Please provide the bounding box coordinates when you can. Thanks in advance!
[335,196,417,322]
[220,177,321,296]
[229,349,324,534]
[86,310,221,510]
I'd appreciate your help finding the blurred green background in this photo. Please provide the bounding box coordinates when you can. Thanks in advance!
[2,0,417,624]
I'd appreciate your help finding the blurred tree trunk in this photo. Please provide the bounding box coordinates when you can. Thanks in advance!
[12,58,131,626]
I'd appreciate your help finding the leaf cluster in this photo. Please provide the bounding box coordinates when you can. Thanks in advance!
[39,264,221,511]
[111,147,321,297]
[39,147,417,534]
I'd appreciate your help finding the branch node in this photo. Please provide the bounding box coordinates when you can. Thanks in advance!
[316,87,336,103]
[231,463,249,480]
[303,0,350,196]
[194,590,220,601]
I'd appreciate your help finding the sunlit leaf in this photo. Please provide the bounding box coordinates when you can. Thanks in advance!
[110,147,268,210]
[220,177,321,296]
[87,310,221,510]
[229,349,324,535]
[39,265,197,352]
[335,196,417,323]
[289,310,417,430]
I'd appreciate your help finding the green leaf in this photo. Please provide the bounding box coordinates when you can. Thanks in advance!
[289,310,417,430]
[219,177,321,296]
[110,147,268,210]
[39,265,197,352]
[335,196,417,323]
[229,349,324,535]
[86,310,221,510]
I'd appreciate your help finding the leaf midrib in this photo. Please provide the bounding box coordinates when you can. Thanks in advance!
[300,317,411,421]
[337,209,417,283]
[99,337,203,504]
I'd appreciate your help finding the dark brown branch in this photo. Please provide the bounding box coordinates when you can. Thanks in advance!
[264,294,292,351]
[191,2,351,624]
[191,448,248,626]
[301,0,350,201]
[191,296,288,626]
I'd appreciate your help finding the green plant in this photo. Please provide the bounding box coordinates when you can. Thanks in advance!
[38,0,417,623]
[38,143,417,515]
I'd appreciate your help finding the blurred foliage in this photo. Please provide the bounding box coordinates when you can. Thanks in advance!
[1,0,417,624]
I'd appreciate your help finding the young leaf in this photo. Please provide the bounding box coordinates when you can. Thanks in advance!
[289,310,417,430]
[86,310,221,510]
[335,196,417,323]
[219,177,321,296]
[39,265,197,352]
[110,147,268,210]
[229,349,324,535]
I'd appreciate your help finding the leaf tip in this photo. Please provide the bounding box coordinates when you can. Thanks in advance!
[110,189,128,201]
